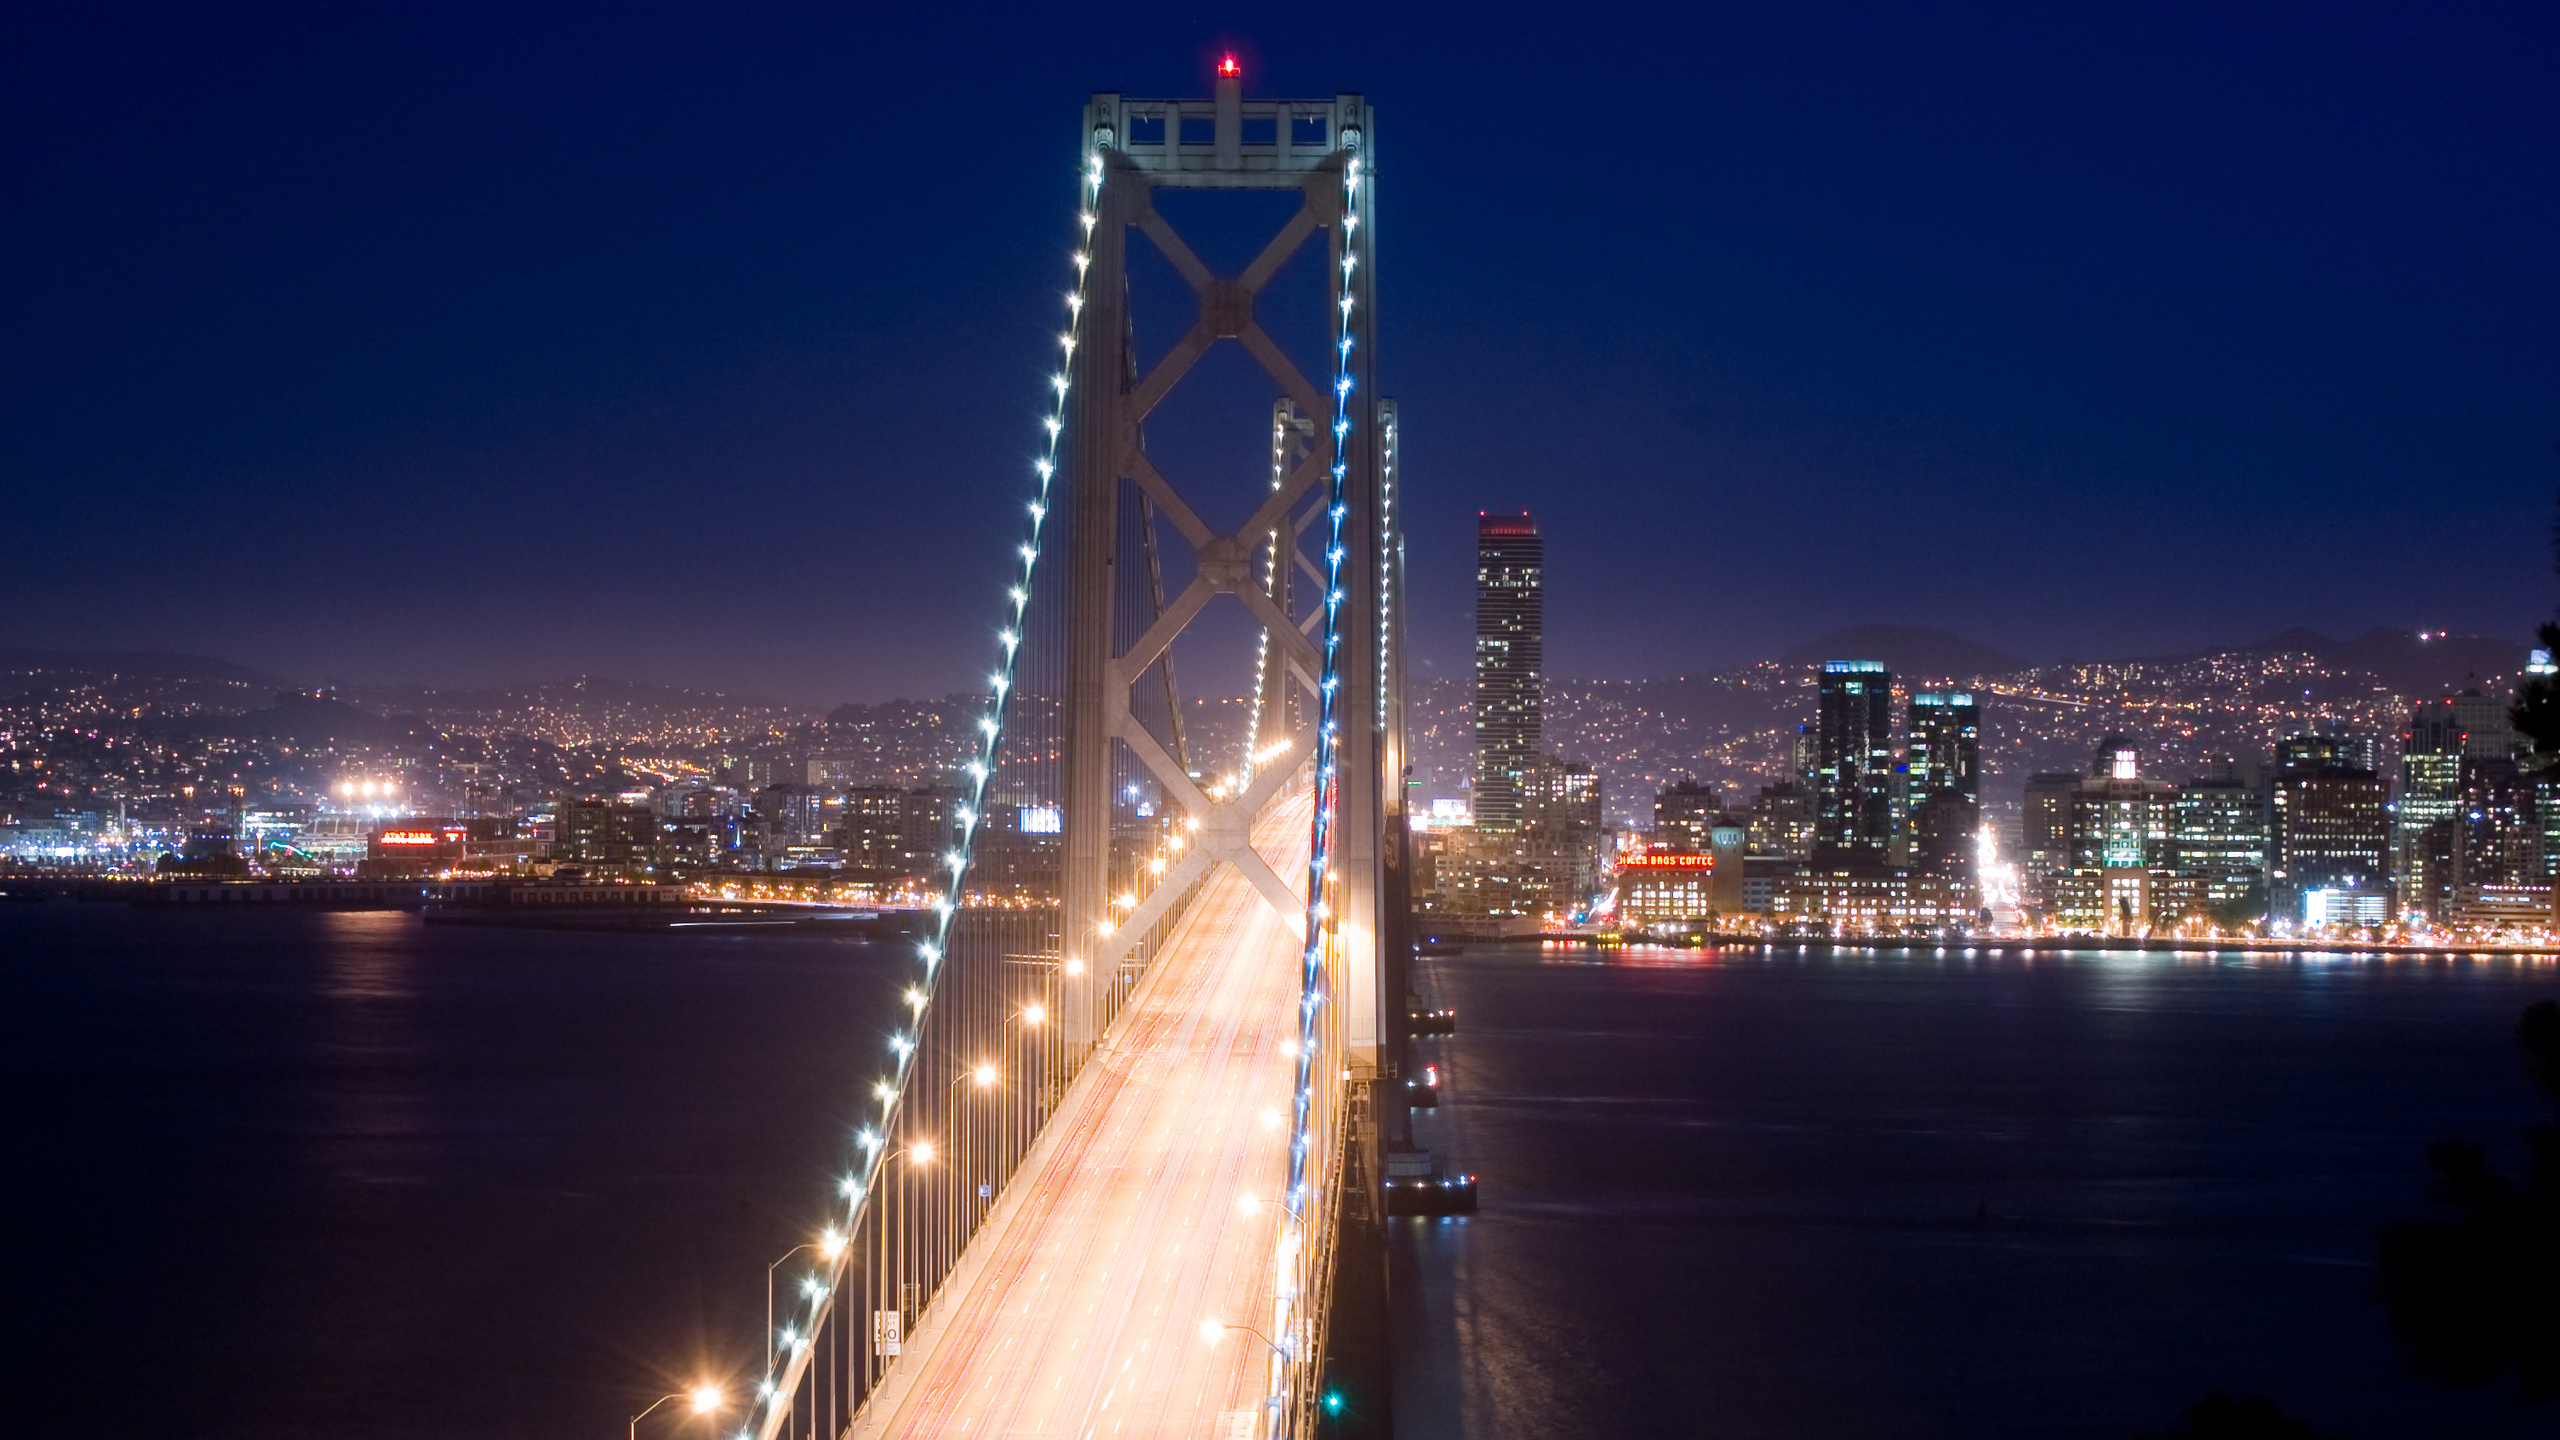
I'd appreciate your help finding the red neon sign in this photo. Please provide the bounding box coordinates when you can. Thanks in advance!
[377,830,440,846]
[1620,853,1713,869]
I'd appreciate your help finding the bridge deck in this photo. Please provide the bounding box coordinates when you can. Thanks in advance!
[855,793,1313,1439]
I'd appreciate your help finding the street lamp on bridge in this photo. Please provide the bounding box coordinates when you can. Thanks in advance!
[628,1383,722,1440]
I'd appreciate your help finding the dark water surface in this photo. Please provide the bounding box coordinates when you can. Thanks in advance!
[11,908,2558,1438]
[5,902,896,1440]
[1392,943,2560,1440]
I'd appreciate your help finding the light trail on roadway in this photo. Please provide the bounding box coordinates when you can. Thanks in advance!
[851,788,1315,1440]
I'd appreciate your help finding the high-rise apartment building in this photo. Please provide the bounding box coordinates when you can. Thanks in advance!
[1906,691,1982,878]
[2169,779,2267,918]
[2269,734,2391,927]
[2399,699,2464,909]
[2057,750,2175,935]
[1518,755,1603,914]
[1907,692,1982,804]
[2020,770,2082,910]
[1812,660,1896,868]
[1746,782,1814,860]
[1472,513,1543,831]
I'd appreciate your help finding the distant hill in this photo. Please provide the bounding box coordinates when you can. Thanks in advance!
[1779,625,2030,680]
[2174,627,2525,698]
[0,648,283,685]
[351,674,805,717]
[161,692,434,747]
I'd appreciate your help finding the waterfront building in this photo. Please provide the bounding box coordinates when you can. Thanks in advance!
[1415,826,1540,926]
[835,785,914,875]
[1520,755,1605,915]
[2168,778,2267,921]
[1768,867,1977,936]
[2413,757,2549,932]
[1740,855,1798,915]
[1618,852,1719,932]
[2398,698,2464,908]
[1909,793,1980,881]
[2268,735,2391,928]
[1812,660,1895,868]
[2020,770,2081,911]
[2054,745,2175,935]
[1472,512,1543,832]
[554,798,659,872]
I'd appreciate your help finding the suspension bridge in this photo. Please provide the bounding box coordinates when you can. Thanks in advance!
[689,66,1420,1440]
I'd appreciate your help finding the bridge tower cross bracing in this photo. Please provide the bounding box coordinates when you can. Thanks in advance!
[1059,74,1399,1083]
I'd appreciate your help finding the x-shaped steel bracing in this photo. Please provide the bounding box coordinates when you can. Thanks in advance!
[1089,174,1344,966]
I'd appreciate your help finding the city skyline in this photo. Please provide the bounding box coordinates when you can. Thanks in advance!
[16,33,2560,1440]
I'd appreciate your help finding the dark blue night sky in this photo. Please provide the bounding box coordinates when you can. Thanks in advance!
[5,2,2554,703]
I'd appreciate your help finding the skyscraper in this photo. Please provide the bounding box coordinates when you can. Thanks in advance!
[1813,660,1896,867]
[1472,512,1543,831]
[1907,691,1982,804]
[2398,698,2465,908]
[1906,691,1982,878]
[2269,734,2391,927]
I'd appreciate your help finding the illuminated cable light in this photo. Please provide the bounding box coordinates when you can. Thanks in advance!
[734,134,1105,1421]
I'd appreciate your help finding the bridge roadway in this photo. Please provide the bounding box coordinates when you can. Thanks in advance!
[854,791,1315,1439]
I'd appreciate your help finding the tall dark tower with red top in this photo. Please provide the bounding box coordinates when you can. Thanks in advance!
[1473,512,1543,831]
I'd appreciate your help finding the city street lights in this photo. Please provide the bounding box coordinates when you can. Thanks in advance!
[629,1383,723,1440]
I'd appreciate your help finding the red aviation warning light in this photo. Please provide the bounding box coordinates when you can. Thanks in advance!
[1217,54,1240,78]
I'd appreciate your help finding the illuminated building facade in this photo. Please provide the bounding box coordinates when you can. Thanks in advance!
[1746,781,1814,860]
[1768,868,1977,935]
[1652,778,1722,855]
[1520,755,1604,914]
[1905,691,1982,881]
[2055,747,2174,935]
[1472,512,1543,831]
[555,799,660,872]
[1619,852,1719,931]
[2020,770,2080,910]
[2269,736,2390,927]
[1812,661,1895,868]
[2168,778,2267,918]
[2397,698,2464,907]
[1907,692,1981,803]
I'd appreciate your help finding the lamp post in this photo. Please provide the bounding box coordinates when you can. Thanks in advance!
[764,1227,847,1375]
[866,1142,933,1381]
[1002,1003,1046,1172]
[629,1384,722,1440]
